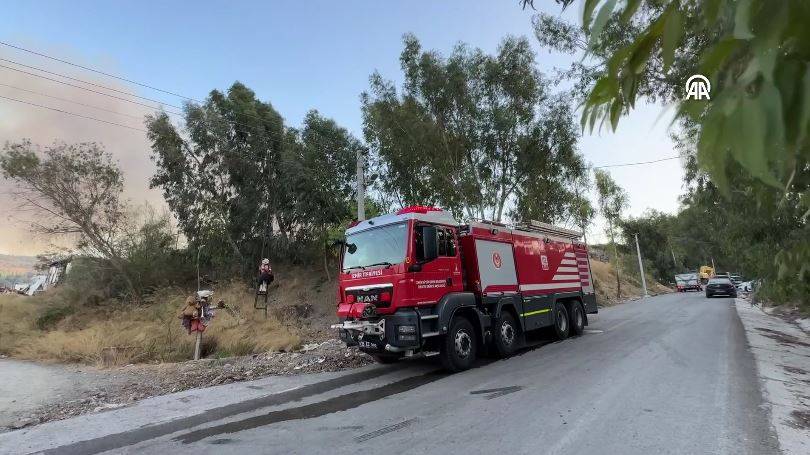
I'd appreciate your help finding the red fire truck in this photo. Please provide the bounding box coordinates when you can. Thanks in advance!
[332,206,597,372]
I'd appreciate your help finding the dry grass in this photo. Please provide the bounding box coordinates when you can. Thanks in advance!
[0,265,339,366]
[1,259,656,365]
[591,257,671,306]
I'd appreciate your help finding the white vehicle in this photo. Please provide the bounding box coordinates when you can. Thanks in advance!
[737,281,753,292]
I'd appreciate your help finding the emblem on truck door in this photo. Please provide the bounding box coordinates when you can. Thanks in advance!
[540,255,549,270]
[493,251,502,269]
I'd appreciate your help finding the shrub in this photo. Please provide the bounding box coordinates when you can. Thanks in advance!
[35,306,75,330]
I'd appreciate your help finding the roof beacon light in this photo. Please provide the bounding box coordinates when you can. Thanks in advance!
[396,205,442,215]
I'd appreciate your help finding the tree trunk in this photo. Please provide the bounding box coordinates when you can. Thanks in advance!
[322,229,331,281]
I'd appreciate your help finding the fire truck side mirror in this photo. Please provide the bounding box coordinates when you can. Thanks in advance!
[420,225,439,262]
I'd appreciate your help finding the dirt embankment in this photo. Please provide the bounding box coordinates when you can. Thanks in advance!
[0,265,369,430]
[590,258,672,306]
[0,265,342,365]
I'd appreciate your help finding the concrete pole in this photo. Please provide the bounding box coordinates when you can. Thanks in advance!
[356,149,365,221]
[635,233,648,297]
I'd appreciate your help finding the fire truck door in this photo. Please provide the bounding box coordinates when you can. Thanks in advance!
[413,225,463,304]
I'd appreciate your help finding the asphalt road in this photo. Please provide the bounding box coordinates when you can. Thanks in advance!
[15,292,781,454]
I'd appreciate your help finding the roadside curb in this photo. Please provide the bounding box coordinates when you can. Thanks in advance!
[734,298,810,455]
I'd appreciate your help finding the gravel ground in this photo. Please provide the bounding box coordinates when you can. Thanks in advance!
[1,338,371,432]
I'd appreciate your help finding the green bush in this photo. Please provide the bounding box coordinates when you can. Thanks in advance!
[35,306,75,330]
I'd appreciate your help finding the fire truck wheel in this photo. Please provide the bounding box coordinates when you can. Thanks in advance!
[440,316,477,372]
[553,303,570,340]
[493,310,518,358]
[569,301,585,337]
[372,354,400,364]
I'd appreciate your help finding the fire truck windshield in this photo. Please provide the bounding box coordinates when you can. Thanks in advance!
[342,222,408,271]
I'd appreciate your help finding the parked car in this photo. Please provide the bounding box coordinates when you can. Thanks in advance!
[705,277,738,298]
[675,273,702,292]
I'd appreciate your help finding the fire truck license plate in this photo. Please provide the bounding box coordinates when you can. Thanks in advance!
[359,338,380,350]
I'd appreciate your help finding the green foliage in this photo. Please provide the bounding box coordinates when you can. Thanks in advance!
[146,83,362,271]
[362,34,587,222]
[35,305,74,331]
[620,210,682,283]
[536,1,809,307]
[594,168,628,231]
[575,0,809,196]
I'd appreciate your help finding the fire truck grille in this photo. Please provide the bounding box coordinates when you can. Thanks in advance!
[347,286,393,308]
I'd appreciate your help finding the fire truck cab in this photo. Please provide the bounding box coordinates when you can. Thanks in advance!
[332,206,597,372]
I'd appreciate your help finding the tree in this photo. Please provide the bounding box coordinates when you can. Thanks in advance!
[533,0,809,307]
[146,82,363,270]
[362,34,586,222]
[572,0,809,197]
[619,210,681,283]
[594,169,628,297]
[0,140,139,299]
[280,110,365,269]
[146,82,286,273]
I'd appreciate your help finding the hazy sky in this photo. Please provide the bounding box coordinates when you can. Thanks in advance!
[0,0,684,255]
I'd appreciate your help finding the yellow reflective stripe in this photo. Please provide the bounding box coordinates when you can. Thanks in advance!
[521,309,551,317]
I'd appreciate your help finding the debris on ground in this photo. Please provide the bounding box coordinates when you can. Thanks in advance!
[2,338,370,432]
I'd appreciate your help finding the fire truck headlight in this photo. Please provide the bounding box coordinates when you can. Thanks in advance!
[397,325,416,334]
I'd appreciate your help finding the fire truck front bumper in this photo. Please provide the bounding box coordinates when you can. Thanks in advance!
[332,319,385,349]
[332,309,421,353]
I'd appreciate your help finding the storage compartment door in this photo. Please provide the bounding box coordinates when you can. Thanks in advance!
[475,239,517,293]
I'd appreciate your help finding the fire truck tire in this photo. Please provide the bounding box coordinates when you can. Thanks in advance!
[492,310,518,358]
[372,354,400,364]
[553,303,570,340]
[440,316,477,372]
[569,301,585,337]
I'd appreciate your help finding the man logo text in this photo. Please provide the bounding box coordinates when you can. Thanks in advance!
[685,75,711,100]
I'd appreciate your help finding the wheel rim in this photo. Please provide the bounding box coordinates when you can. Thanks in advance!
[455,329,472,359]
[500,321,515,346]
[557,310,567,332]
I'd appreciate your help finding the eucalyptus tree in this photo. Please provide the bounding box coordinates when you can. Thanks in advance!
[362,34,586,223]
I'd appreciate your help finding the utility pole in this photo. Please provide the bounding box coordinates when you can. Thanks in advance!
[634,233,648,297]
[711,257,716,271]
[356,149,365,221]
[194,245,203,361]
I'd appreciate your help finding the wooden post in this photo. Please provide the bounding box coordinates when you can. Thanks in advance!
[194,331,202,360]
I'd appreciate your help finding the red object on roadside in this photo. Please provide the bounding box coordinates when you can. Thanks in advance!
[190,319,206,333]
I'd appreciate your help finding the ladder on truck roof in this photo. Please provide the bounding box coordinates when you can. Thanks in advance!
[470,219,583,240]
[513,220,582,240]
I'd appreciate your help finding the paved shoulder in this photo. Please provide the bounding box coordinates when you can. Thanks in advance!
[735,299,810,455]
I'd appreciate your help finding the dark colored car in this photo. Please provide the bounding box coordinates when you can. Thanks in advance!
[705,277,738,298]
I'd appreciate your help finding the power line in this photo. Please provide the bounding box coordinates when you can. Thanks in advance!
[593,155,680,169]
[0,63,184,115]
[0,62,286,142]
[0,44,280,133]
[0,58,185,111]
[0,40,202,104]
[0,94,147,132]
[0,82,145,120]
